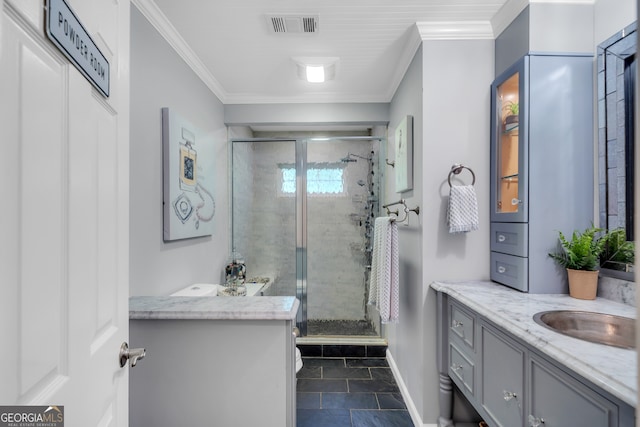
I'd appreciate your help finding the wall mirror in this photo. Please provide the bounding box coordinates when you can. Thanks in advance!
[597,21,636,279]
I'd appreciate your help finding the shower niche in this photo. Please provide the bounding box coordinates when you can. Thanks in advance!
[230,133,385,338]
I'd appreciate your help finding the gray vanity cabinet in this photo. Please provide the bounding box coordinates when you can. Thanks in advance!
[489,54,594,293]
[437,296,632,427]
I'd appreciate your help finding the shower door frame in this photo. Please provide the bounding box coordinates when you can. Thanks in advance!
[230,136,385,337]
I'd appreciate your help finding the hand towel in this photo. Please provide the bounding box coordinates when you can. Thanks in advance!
[368,217,400,323]
[447,185,479,234]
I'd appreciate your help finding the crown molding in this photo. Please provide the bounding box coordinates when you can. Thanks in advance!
[383,24,423,102]
[416,21,495,40]
[491,0,529,37]
[131,0,228,103]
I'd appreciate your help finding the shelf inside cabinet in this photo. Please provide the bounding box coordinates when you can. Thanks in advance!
[501,174,519,181]
[502,125,519,134]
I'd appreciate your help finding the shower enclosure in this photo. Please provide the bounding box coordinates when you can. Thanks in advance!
[230,135,385,338]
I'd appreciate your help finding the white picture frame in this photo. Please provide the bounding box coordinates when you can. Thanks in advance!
[162,108,216,241]
[394,115,413,193]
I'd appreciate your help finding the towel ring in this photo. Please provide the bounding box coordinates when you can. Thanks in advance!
[448,164,475,187]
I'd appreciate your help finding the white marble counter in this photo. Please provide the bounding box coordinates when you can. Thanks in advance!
[431,280,637,407]
[129,295,299,321]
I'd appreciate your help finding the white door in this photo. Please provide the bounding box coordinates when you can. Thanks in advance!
[0,0,130,426]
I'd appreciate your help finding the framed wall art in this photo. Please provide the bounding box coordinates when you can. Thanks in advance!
[162,107,216,241]
[394,115,413,193]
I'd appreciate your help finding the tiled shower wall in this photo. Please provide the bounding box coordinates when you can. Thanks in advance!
[232,138,381,321]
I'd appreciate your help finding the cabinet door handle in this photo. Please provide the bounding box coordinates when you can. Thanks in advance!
[528,415,545,426]
[511,198,521,206]
[497,266,506,274]
[503,390,517,401]
[497,234,506,243]
[452,319,463,329]
[451,364,462,373]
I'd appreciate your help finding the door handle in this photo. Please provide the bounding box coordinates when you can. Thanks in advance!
[119,342,146,368]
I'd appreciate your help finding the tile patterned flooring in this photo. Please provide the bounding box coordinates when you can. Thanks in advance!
[306,319,378,336]
[297,344,414,427]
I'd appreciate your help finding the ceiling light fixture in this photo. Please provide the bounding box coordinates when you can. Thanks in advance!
[293,57,339,83]
[306,66,325,83]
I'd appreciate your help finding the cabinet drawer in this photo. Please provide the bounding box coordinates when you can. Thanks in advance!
[449,343,475,396]
[490,222,528,257]
[450,302,475,350]
[491,252,528,292]
[481,324,525,427]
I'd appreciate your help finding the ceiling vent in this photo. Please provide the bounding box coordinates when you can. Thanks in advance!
[266,14,319,34]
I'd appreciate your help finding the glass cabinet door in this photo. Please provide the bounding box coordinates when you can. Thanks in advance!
[491,59,527,222]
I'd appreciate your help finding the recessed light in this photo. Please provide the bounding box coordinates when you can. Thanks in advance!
[293,57,339,83]
[306,66,325,83]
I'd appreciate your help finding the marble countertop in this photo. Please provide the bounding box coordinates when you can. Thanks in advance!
[431,280,637,407]
[129,295,299,321]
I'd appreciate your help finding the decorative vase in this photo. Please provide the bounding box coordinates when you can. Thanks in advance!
[566,269,599,300]
[504,114,518,125]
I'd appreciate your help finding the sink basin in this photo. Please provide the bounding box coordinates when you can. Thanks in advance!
[533,310,635,349]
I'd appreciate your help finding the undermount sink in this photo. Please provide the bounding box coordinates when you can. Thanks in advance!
[533,310,636,349]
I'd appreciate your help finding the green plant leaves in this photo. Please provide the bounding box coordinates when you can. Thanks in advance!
[548,226,607,271]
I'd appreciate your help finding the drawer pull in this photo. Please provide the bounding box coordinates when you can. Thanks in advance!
[497,234,506,242]
[503,390,517,401]
[452,320,463,329]
[451,364,462,373]
[528,415,545,426]
[497,266,506,274]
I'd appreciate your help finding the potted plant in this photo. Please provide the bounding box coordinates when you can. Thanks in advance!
[548,226,607,300]
[503,101,519,130]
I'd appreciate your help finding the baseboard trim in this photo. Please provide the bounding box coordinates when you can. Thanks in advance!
[386,349,437,427]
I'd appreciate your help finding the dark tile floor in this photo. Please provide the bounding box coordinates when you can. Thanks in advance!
[297,344,414,427]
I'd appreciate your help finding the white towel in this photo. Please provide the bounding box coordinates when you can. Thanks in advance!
[368,217,399,323]
[447,185,479,234]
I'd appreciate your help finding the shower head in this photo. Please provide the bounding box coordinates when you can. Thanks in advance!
[341,155,357,163]
[341,152,371,163]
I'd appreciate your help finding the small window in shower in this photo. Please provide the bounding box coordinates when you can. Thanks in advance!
[279,164,345,196]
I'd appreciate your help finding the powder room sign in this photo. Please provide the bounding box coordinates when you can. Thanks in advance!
[46,0,110,97]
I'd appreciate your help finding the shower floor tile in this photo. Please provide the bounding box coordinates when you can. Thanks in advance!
[307,319,378,336]
[296,347,413,427]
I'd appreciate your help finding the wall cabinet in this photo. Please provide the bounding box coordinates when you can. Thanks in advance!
[489,54,594,293]
[437,295,633,427]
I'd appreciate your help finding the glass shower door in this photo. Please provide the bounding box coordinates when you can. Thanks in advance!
[305,138,381,336]
[231,139,301,323]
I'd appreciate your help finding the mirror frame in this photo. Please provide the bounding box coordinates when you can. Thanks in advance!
[597,22,636,281]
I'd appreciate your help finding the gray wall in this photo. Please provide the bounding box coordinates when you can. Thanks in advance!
[495,4,594,77]
[386,38,494,423]
[387,44,426,419]
[129,5,230,296]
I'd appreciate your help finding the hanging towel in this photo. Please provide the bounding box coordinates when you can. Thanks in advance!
[368,217,400,323]
[447,185,479,234]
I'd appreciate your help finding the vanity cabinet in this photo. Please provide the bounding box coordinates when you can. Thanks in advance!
[437,296,633,427]
[489,54,594,293]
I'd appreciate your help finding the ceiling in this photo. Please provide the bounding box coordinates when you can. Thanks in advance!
[133,0,527,105]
